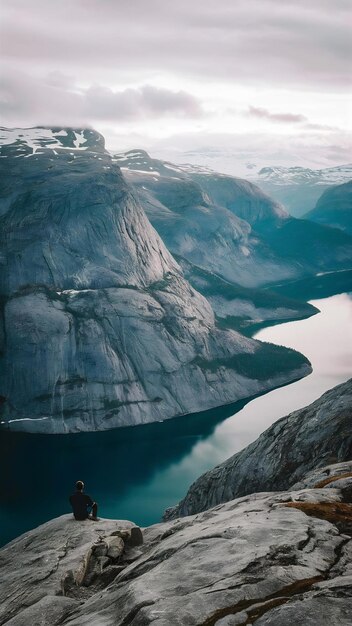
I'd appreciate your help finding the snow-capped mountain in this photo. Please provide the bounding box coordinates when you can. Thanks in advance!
[256,164,352,186]
[253,164,352,216]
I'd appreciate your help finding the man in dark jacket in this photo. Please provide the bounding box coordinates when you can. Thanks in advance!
[69,480,98,521]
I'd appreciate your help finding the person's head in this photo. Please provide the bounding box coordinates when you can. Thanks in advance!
[76,480,84,492]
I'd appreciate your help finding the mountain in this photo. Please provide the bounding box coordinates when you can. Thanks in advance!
[164,378,352,519]
[0,127,310,433]
[304,181,352,235]
[115,151,352,295]
[1,462,351,625]
[253,164,352,217]
[177,258,317,331]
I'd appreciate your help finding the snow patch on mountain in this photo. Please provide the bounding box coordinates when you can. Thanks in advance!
[0,127,104,156]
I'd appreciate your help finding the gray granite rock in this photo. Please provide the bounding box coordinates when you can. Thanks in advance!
[164,379,352,519]
[3,596,78,626]
[304,180,352,235]
[178,256,318,331]
[117,150,352,290]
[291,461,352,490]
[0,127,310,433]
[291,461,352,504]
[1,473,351,626]
[0,515,139,624]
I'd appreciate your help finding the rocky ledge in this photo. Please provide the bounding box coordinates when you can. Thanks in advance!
[164,378,352,519]
[0,462,351,625]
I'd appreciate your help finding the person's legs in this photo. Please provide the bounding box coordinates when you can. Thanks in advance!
[91,502,98,520]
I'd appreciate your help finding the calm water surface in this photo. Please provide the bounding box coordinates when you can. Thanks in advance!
[1,278,351,546]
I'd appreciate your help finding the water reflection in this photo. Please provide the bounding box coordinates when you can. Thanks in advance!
[1,284,351,545]
[114,292,351,525]
[0,395,258,545]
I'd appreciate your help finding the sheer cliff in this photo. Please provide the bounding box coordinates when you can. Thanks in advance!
[0,128,309,433]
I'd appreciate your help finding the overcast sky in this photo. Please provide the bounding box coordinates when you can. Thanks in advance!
[1,0,351,171]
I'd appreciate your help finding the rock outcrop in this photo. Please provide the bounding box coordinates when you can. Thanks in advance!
[179,257,318,332]
[116,150,352,293]
[1,464,351,625]
[164,379,352,519]
[0,127,310,433]
[304,180,352,235]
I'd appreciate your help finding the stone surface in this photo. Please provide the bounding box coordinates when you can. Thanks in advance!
[291,461,352,504]
[304,180,352,235]
[0,515,140,624]
[164,379,352,519]
[3,596,78,626]
[291,461,352,490]
[1,470,351,626]
[105,536,124,559]
[0,127,311,433]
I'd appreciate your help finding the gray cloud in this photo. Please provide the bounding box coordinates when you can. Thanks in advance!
[0,0,350,168]
[248,106,307,124]
[85,85,202,120]
[247,106,340,131]
[1,0,351,91]
[0,70,202,125]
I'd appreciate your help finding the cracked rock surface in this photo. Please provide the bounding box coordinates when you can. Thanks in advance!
[165,379,352,519]
[0,465,351,626]
[0,517,142,625]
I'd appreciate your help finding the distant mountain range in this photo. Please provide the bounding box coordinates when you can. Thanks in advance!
[252,164,352,216]
[116,149,352,292]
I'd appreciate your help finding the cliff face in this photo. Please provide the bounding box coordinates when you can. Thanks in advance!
[117,150,352,290]
[304,180,352,235]
[116,151,297,289]
[164,379,352,519]
[1,462,351,626]
[0,128,310,433]
[0,129,177,293]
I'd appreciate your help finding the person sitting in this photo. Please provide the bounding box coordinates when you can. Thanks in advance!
[69,480,99,521]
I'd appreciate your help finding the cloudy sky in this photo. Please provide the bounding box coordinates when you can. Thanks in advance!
[1,0,351,172]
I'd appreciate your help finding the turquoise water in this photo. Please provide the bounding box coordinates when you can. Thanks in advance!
[1,276,351,546]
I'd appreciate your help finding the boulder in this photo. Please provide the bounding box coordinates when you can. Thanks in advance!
[0,515,141,623]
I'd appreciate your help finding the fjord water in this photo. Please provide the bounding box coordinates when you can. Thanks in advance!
[1,275,351,546]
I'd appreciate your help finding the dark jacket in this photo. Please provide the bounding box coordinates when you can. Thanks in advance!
[69,491,94,520]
